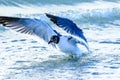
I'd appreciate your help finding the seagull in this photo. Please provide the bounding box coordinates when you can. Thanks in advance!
[0,14,90,59]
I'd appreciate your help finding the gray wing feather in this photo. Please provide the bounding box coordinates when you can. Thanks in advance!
[0,16,57,42]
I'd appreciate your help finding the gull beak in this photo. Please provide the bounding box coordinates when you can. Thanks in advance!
[48,41,57,48]
[48,40,53,44]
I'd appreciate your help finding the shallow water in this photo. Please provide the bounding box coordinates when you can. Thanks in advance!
[0,0,120,80]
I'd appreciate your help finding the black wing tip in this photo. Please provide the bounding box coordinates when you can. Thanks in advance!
[45,13,50,17]
[45,13,58,24]
[45,13,55,18]
[0,16,20,23]
[0,16,20,26]
[45,13,58,19]
[0,16,20,19]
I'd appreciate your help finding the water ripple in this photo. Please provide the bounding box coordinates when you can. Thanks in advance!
[99,41,120,44]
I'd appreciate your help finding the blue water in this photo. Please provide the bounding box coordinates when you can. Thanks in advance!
[0,0,120,80]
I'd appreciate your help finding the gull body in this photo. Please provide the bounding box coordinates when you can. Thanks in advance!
[0,14,90,58]
[58,36,83,56]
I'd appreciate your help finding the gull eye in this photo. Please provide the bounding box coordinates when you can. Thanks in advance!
[54,37,57,41]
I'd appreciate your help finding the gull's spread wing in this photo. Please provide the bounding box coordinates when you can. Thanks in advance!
[0,16,57,42]
[46,13,87,42]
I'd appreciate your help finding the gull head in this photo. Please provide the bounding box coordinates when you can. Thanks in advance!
[48,35,60,44]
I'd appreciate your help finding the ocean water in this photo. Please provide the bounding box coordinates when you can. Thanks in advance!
[0,0,120,80]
